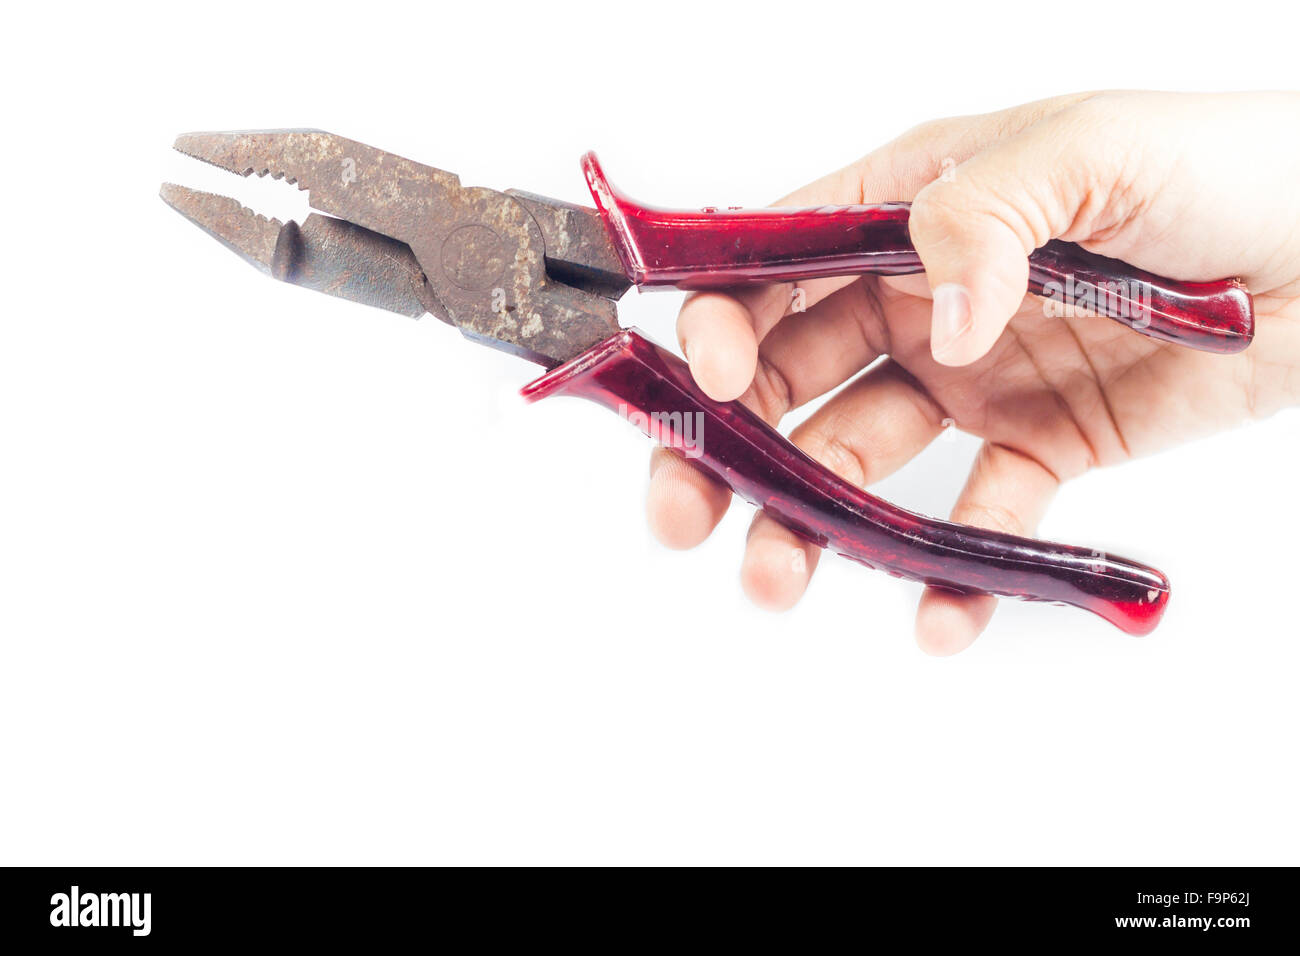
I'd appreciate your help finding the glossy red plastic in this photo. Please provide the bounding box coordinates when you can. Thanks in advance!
[523,329,1171,635]
[582,153,1253,355]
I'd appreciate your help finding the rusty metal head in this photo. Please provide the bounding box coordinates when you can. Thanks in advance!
[164,129,629,366]
[160,183,433,317]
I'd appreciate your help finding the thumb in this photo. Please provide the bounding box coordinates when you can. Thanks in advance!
[908,115,1089,366]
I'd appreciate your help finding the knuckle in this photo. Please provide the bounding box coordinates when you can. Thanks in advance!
[746,355,794,423]
[795,425,869,487]
[898,118,952,151]
[963,500,1025,537]
[907,185,967,243]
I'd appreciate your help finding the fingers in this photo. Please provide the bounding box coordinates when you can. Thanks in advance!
[914,443,1060,656]
[908,182,1035,367]
[654,94,1099,624]
[741,513,821,611]
[908,97,1119,366]
[646,446,732,550]
[676,93,1097,398]
[649,280,892,554]
[675,159,892,402]
[739,359,948,611]
[673,154,899,403]
[741,279,890,419]
[787,360,946,487]
[677,285,790,402]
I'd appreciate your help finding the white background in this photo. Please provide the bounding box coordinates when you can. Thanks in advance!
[1,1,1296,865]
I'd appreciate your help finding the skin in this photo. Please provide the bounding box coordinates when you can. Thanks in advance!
[646,91,1300,655]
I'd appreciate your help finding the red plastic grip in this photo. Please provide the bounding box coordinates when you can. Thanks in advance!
[523,329,1171,635]
[582,153,1253,355]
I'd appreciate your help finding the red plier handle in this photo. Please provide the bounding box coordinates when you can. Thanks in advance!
[582,153,1254,354]
[525,330,1169,635]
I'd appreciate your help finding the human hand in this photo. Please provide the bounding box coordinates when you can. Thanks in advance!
[647,90,1300,654]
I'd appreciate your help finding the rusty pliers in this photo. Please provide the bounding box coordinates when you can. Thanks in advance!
[162,129,1256,634]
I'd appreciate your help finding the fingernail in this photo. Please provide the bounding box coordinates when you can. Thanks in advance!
[683,339,714,393]
[930,283,973,358]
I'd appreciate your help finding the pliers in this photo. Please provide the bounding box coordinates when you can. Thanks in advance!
[161,130,1255,635]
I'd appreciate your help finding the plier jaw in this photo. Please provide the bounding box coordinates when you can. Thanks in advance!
[163,129,623,366]
[159,183,433,318]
